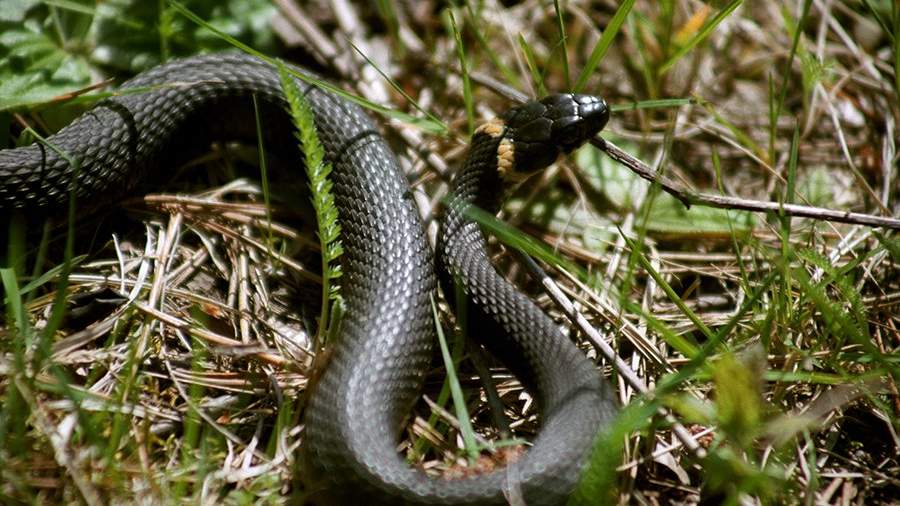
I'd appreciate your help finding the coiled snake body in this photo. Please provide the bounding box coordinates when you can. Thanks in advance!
[0,53,617,505]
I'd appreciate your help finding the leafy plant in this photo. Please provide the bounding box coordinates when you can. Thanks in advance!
[276,63,344,343]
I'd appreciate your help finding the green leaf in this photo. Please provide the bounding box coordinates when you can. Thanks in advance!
[577,142,756,235]
[660,0,743,73]
[795,167,836,208]
[642,194,756,236]
[92,0,276,71]
[0,0,277,111]
[277,62,343,340]
[574,0,635,92]
[0,21,92,110]
[0,0,40,22]
[711,350,765,448]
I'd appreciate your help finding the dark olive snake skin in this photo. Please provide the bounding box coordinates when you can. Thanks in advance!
[0,53,617,505]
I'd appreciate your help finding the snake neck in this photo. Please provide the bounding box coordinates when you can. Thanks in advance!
[437,130,505,292]
[439,129,502,244]
[447,131,506,214]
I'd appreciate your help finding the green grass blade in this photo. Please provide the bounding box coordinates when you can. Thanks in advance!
[430,294,479,462]
[518,34,548,97]
[610,97,693,112]
[158,0,173,61]
[374,0,403,56]
[462,204,587,281]
[3,254,87,302]
[713,148,751,295]
[347,40,446,129]
[859,0,893,43]
[762,370,888,385]
[655,269,779,395]
[251,94,273,247]
[660,0,742,73]
[446,8,475,136]
[768,72,777,164]
[17,128,79,368]
[463,3,521,89]
[773,0,813,122]
[411,282,471,460]
[574,0,635,92]
[1,269,29,345]
[4,214,26,276]
[552,0,571,90]
[623,299,699,358]
[696,94,765,160]
[777,126,800,326]
[894,1,900,100]
[620,229,714,341]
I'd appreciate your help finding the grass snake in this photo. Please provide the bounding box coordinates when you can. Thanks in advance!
[0,53,618,505]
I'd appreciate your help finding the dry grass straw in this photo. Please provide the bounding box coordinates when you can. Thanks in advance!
[2,0,898,504]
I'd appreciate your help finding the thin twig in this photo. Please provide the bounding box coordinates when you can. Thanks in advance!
[272,0,341,70]
[515,252,706,459]
[12,376,104,506]
[597,137,900,230]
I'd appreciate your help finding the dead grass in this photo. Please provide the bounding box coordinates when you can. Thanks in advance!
[2,1,899,505]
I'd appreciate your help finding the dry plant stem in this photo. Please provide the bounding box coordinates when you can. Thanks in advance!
[596,137,900,230]
[514,252,706,459]
[51,306,129,358]
[135,301,287,366]
[617,426,716,472]
[272,0,341,70]
[158,341,272,463]
[12,377,104,506]
[421,396,497,451]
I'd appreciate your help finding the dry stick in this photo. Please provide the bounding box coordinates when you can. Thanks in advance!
[273,0,341,71]
[12,376,104,506]
[597,137,900,229]
[515,252,706,459]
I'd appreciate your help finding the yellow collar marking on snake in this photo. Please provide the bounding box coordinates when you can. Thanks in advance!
[497,137,528,183]
[474,117,505,137]
[474,118,525,183]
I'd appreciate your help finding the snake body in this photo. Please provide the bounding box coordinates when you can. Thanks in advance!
[0,53,617,504]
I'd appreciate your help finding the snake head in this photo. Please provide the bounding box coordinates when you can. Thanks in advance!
[500,93,609,179]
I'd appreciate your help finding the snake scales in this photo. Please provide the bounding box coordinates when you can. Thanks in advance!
[0,53,617,505]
